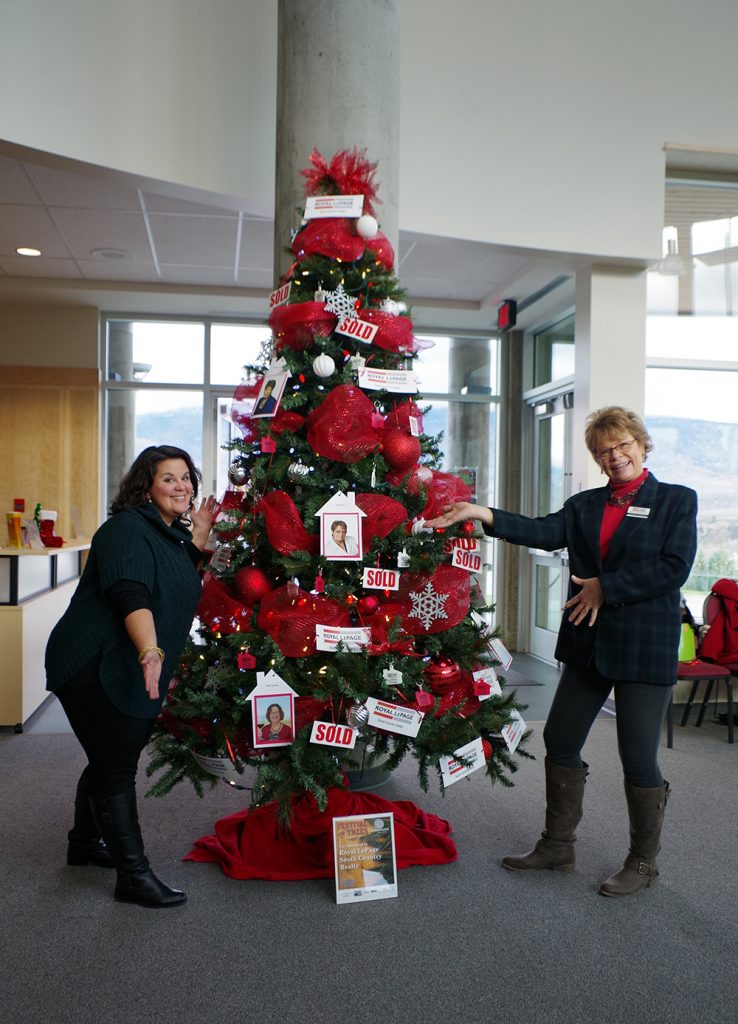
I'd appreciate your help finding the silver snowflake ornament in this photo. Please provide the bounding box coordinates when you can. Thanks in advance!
[408,581,449,631]
[324,283,358,323]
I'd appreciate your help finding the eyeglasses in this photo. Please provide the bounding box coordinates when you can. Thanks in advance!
[595,438,636,461]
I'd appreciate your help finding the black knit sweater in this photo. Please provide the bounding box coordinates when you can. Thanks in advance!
[45,505,202,718]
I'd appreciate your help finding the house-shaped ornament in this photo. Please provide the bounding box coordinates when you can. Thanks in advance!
[246,670,299,749]
[315,491,366,561]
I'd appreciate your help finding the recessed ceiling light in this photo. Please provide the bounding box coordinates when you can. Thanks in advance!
[90,247,130,260]
[16,247,42,257]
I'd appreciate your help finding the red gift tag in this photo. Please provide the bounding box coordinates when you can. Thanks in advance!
[415,689,434,709]
[237,651,257,670]
[260,436,277,453]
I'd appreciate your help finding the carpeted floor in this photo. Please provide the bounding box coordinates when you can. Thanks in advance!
[1,684,736,1024]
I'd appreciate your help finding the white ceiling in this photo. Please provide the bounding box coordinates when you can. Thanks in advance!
[0,141,585,331]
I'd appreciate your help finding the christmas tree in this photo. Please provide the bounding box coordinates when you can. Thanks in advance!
[147,148,529,823]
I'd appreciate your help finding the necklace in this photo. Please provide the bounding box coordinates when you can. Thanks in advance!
[607,478,647,508]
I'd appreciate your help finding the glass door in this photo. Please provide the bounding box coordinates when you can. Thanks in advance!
[528,395,573,662]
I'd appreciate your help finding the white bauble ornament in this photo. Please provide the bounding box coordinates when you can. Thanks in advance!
[396,301,407,313]
[228,464,248,487]
[346,702,370,729]
[380,298,400,316]
[312,353,336,378]
[356,214,379,240]
[287,461,310,483]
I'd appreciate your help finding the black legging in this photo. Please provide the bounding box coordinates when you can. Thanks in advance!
[55,655,156,798]
[542,663,672,788]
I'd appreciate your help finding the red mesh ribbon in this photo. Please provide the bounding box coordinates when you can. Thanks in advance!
[306,384,382,463]
[433,675,480,719]
[257,491,319,555]
[418,471,473,522]
[269,301,338,351]
[300,147,381,217]
[197,573,252,634]
[294,696,333,733]
[230,381,261,441]
[291,219,365,263]
[395,673,479,719]
[184,786,457,880]
[268,408,306,436]
[386,469,473,521]
[258,584,350,657]
[365,231,395,270]
[378,566,470,635]
[385,400,425,435]
[359,309,415,353]
[355,493,408,547]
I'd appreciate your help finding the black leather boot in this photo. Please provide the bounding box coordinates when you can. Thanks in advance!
[67,771,115,868]
[90,789,187,908]
[502,758,589,871]
[599,781,669,897]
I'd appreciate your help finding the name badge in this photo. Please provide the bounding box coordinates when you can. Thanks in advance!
[626,506,650,518]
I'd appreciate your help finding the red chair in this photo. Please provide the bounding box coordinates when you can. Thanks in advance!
[679,594,735,744]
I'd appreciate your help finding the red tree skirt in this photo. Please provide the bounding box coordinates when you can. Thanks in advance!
[183,786,457,880]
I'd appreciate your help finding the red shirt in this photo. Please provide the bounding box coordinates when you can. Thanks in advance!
[599,468,649,561]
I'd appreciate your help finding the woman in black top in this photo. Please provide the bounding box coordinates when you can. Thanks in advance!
[46,446,215,908]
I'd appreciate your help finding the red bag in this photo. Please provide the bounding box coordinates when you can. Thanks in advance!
[698,578,738,666]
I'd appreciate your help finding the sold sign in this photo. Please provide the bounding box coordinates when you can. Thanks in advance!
[310,721,358,749]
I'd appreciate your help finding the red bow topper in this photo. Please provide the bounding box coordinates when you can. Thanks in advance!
[301,147,382,217]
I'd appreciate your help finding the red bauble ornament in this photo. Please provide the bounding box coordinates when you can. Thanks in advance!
[357,595,380,616]
[424,655,463,695]
[233,565,273,605]
[482,739,493,760]
[382,428,421,472]
[461,520,476,535]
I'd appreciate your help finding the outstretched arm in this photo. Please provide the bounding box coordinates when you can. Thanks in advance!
[424,502,494,530]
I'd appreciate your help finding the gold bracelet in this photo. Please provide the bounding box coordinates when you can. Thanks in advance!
[138,645,165,664]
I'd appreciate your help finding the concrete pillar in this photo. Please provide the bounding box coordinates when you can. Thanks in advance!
[274,0,401,283]
[573,266,647,492]
[107,321,135,507]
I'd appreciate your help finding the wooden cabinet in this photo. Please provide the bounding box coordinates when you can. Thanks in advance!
[0,542,89,730]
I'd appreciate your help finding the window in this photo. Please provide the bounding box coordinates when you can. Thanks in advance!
[533,315,574,388]
[646,177,738,614]
[103,320,500,599]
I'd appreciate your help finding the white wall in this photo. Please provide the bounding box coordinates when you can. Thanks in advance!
[400,0,738,260]
[0,0,277,213]
[2,1,738,264]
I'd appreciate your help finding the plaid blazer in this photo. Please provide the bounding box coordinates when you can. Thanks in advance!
[488,474,698,684]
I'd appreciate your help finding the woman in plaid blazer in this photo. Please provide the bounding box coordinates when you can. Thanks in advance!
[427,407,697,897]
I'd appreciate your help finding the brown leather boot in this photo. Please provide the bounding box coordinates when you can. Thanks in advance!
[598,781,669,897]
[502,758,589,871]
